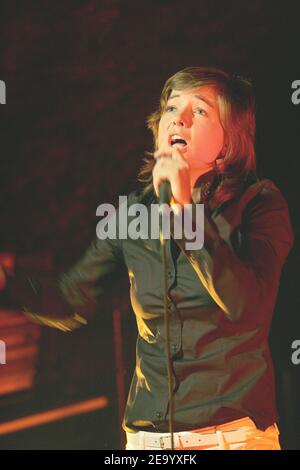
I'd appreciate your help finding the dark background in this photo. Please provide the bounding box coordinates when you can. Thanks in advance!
[0,0,299,449]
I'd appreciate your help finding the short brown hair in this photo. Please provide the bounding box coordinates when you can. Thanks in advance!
[139,66,257,208]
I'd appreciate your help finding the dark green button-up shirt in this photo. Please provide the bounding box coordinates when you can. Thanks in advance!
[58,171,293,432]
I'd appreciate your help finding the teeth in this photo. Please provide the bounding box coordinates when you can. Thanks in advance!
[170,134,187,145]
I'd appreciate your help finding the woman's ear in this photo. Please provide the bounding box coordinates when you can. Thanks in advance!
[221,134,229,156]
[221,142,228,156]
[215,157,224,172]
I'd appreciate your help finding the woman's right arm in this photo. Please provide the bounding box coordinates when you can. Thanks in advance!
[5,208,125,332]
[22,235,124,331]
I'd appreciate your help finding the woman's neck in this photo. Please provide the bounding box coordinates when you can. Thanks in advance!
[190,165,215,190]
[190,158,223,190]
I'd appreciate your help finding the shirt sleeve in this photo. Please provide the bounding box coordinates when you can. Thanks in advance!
[172,181,294,323]
[6,206,125,331]
[6,235,124,332]
[59,235,124,316]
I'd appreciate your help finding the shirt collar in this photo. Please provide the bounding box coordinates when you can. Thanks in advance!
[192,168,218,204]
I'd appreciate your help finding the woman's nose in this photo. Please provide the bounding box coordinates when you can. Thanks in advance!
[172,110,191,127]
[172,117,184,126]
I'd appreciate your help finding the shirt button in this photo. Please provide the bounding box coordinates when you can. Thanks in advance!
[167,299,176,313]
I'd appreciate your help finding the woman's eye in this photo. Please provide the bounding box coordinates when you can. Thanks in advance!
[164,105,207,116]
[194,108,207,116]
[165,105,176,112]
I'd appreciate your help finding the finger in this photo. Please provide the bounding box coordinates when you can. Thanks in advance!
[153,174,168,197]
[171,145,188,163]
[152,167,160,197]
[154,149,172,160]
[153,163,171,197]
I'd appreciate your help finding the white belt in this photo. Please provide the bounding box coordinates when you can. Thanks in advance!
[126,428,248,450]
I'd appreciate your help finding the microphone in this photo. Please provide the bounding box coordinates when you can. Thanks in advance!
[159,180,172,205]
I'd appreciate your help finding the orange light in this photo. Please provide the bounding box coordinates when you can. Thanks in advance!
[0,396,108,435]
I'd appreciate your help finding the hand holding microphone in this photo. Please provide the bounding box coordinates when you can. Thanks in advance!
[158,180,172,205]
[153,146,192,207]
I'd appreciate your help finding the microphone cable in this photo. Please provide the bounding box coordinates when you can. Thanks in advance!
[159,180,175,450]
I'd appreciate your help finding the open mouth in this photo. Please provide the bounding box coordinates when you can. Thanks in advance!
[169,135,188,147]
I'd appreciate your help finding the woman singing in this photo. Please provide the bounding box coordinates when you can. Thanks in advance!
[19,67,294,450]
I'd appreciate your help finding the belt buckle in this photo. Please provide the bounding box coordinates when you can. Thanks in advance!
[159,435,173,449]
